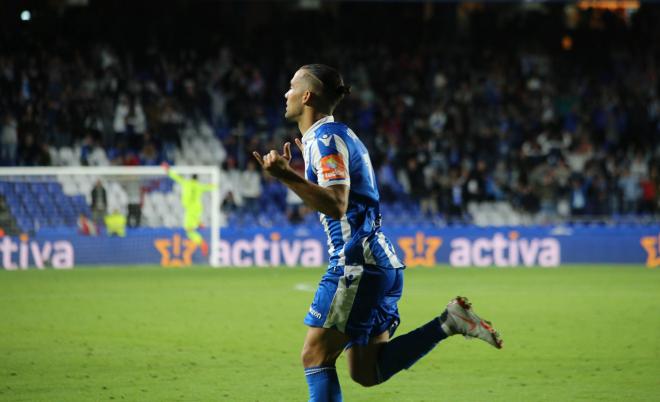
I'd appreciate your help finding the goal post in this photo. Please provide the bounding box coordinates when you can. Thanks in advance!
[0,166,222,268]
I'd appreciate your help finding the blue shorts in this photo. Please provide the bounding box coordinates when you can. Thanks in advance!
[304,264,404,346]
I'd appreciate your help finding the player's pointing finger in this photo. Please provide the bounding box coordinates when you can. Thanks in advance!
[283,142,291,160]
[295,138,304,154]
[252,151,264,167]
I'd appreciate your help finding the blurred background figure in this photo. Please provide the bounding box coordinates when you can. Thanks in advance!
[104,209,126,237]
[77,213,97,236]
[90,180,107,226]
[163,163,215,256]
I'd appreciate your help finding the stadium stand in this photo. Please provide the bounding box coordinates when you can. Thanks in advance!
[0,2,658,234]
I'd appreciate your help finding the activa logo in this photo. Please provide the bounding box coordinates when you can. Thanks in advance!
[1,234,74,270]
[215,233,323,267]
[449,231,560,267]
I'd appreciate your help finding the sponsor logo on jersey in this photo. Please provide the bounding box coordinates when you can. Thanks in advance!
[320,154,347,181]
[309,307,322,319]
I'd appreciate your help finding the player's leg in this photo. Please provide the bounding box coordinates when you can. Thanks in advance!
[347,314,451,386]
[346,269,503,386]
[344,267,450,386]
[345,329,390,386]
[184,211,208,256]
[340,265,406,387]
[301,327,348,402]
[302,267,351,402]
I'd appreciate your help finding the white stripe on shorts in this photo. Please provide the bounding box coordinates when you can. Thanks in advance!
[323,265,364,333]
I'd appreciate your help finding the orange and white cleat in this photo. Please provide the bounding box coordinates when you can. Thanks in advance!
[439,296,503,349]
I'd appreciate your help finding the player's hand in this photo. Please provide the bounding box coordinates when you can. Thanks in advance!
[252,142,292,178]
[294,138,304,154]
[161,162,170,172]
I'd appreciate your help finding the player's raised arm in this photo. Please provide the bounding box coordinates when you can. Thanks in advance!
[252,142,348,219]
[162,162,184,184]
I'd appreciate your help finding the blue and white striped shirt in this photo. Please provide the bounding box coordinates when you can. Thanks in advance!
[302,116,404,269]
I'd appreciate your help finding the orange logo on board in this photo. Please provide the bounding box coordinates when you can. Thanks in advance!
[397,232,443,267]
[154,234,198,267]
[640,234,660,268]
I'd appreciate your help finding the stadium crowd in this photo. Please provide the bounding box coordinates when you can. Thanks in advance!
[0,3,658,224]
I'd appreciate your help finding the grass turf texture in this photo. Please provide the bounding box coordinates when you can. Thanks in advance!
[1,266,659,402]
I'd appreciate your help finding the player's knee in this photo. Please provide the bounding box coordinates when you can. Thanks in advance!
[300,344,315,367]
[348,369,378,387]
[301,343,338,368]
[301,343,324,368]
[347,360,379,387]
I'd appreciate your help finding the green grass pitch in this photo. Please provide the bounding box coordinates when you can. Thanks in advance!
[1,265,659,401]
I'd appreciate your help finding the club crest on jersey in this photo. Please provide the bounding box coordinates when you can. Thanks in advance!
[320,154,347,181]
[320,134,333,147]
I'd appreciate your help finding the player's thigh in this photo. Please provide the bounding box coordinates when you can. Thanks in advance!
[184,212,201,229]
[345,330,390,386]
[301,326,350,368]
[346,329,389,368]
[343,266,400,345]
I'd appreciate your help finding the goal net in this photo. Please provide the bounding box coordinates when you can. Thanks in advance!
[0,166,221,269]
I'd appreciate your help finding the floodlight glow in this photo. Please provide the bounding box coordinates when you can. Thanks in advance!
[20,10,31,21]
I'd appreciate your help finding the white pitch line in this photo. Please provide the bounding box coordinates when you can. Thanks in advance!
[293,283,316,292]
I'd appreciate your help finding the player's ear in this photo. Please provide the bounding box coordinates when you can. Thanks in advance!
[302,90,312,105]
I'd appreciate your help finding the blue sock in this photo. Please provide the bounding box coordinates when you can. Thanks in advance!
[304,366,342,402]
[376,317,448,383]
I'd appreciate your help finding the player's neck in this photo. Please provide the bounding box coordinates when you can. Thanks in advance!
[297,110,329,136]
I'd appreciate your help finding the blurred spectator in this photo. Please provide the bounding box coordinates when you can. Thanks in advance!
[569,177,588,216]
[125,180,143,228]
[77,214,98,236]
[241,160,262,214]
[104,209,127,237]
[0,198,14,235]
[639,167,658,214]
[286,188,305,224]
[139,141,161,166]
[90,180,108,225]
[377,156,403,203]
[1,113,18,165]
[220,157,244,211]
[446,168,466,222]
[618,168,641,214]
[113,94,147,151]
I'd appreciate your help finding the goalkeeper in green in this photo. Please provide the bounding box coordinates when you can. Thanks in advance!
[162,163,215,256]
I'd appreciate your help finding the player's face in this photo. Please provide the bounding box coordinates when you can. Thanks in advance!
[284,70,307,121]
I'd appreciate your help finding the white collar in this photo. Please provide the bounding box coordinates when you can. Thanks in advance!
[302,115,334,143]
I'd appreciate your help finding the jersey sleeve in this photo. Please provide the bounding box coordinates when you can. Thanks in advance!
[168,170,185,184]
[312,133,351,188]
[200,183,216,192]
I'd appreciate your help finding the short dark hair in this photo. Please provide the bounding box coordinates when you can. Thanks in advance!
[300,64,351,113]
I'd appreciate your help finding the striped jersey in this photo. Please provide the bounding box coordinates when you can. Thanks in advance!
[301,116,404,269]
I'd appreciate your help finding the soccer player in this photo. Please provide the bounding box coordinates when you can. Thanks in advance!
[252,64,503,401]
[162,163,215,256]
